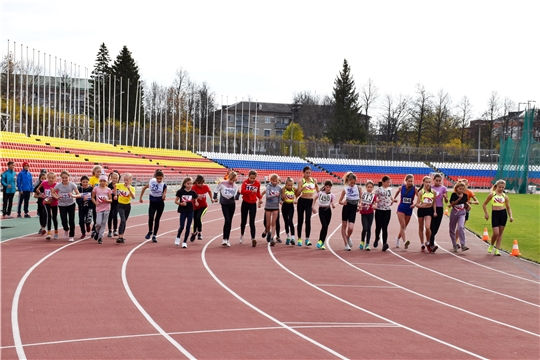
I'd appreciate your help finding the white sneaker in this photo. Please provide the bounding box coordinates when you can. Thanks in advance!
[182,242,187,248]
[222,239,227,246]
[344,244,351,251]
[347,238,353,247]
[239,235,243,244]
[395,237,400,248]
[175,238,180,246]
[68,237,74,242]
[226,240,231,247]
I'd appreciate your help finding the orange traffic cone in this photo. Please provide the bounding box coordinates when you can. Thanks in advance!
[444,207,449,216]
[482,228,489,242]
[510,240,522,256]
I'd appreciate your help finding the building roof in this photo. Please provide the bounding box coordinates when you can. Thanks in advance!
[224,101,293,114]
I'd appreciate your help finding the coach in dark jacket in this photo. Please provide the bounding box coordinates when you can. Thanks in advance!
[17,162,33,218]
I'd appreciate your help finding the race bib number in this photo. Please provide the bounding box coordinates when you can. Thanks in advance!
[61,193,70,199]
[118,190,129,197]
[319,193,331,205]
[246,185,258,192]
[423,197,433,204]
[285,193,295,201]
[45,189,52,197]
[223,188,236,198]
[269,190,280,197]
[403,197,412,204]
[454,204,465,211]
[97,195,107,202]
[362,192,374,204]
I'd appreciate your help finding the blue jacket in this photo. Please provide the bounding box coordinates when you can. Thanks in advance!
[17,169,33,192]
[1,169,16,194]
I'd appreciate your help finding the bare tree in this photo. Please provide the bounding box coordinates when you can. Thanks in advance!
[291,91,332,137]
[457,96,472,147]
[500,97,515,139]
[430,89,451,147]
[360,78,378,135]
[378,93,410,144]
[409,84,432,147]
[483,91,501,155]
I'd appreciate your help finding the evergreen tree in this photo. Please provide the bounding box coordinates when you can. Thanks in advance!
[89,43,112,119]
[111,46,142,125]
[327,59,365,145]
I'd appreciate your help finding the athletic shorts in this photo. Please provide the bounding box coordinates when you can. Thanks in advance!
[341,202,358,223]
[417,207,434,218]
[491,209,508,228]
[465,211,470,221]
[397,205,413,217]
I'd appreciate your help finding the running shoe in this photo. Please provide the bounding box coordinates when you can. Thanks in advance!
[252,239,257,247]
[197,233,202,240]
[145,232,152,240]
[239,235,243,244]
[382,243,389,252]
[79,234,86,240]
[93,232,99,241]
[46,232,52,240]
[107,230,113,238]
[152,235,157,243]
[421,245,425,252]
[426,245,432,253]
[456,244,461,249]
[68,237,74,242]
[396,237,400,248]
[297,239,302,246]
[404,240,410,249]
[266,232,272,243]
[64,230,69,238]
[373,239,379,248]
[222,239,228,246]
[261,230,267,239]
[461,245,469,252]
[453,244,458,252]
[286,238,291,245]
[270,240,276,247]
[344,244,351,251]
[113,231,118,236]
[494,248,501,256]
[97,238,102,244]
[431,244,439,253]
[276,238,282,243]
[53,232,59,240]
[487,245,494,254]
[226,240,231,247]
[359,241,365,250]
[365,244,371,251]
[24,214,31,218]
[182,242,187,248]
[175,238,181,246]
[347,238,353,248]
[317,240,323,249]
[39,229,46,235]
[320,244,326,250]
[116,237,123,244]
[305,239,312,246]
[190,233,197,242]
[86,223,91,233]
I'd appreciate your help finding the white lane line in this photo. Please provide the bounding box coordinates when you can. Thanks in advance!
[201,233,349,360]
[1,323,398,350]
[349,262,416,267]
[388,250,540,307]
[11,239,87,360]
[325,230,540,338]
[121,228,196,360]
[314,284,398,288]
[268,225,488,360]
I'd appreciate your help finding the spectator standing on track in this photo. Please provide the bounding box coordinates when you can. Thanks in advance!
[53,170,81,242]
[430,173,448,249]
[359,180,377,251]
[261,174,281,246]
[190,175,216,242]
[415,176,438,253]
[338,172,362,251]
[174,177,199,248]
[107,171,120,238]
[91,175,112,244]
[37,172,59,240]
[296,166,319,247]
[76,175,94,239]
[16,161,33,218]
[373,175,397,252]
[34,172,48,235]
[281,177,297,245]
[2,161,16,219]
[139,169,167,243]
[394,174,417,250]
[448,181,470,252]
[239,170,263,245]
[213,171,239,247]
[115,173,136,244]
[483,179,514,257]
[312,180,335,250]
[88,165,103,239]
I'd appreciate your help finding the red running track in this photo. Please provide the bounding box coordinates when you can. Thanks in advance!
[2,187,539,359]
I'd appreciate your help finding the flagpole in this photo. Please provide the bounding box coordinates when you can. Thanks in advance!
[31,48,35,135]
[132,79,139,147]
[118,78,122,145]
[205,93,209,153]
[125,78,130,146]
[219,95,223,153]
[247,99,251,154]
[198,95,201,153]
[225,96,228,153]
[192,96,196,153]
[5,40,9,132]
[19,43,23,134]
[234,97,237,153]
[212,95,216,152]
[137,81,141,147]
[48,54,51,137]
[254,99,258,154]
[185,104,188,151]
[160,95,163,149]
[177,92,181,150]
[240,98,244,154]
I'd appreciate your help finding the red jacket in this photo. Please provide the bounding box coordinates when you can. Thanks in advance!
[240,179,262,204]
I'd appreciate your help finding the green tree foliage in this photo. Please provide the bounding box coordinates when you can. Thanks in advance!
[112,46,142,124]
[281,122,306,157]
[89,43,112,118]
[327,59,365,145]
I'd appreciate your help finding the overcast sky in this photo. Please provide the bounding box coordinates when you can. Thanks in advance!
[1,0,538,120]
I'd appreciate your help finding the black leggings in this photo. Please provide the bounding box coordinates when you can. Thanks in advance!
[148,200,165,235]
[193,207,207,233]
[177,212,194,242]
[318,207,332,243]
[79,205,93,234]
[59,203,76,237]
[221,203,236,240]
[37,201,47,228]
[297,197,313,239]
[375,209,391,245]
[282,202,295,236]
[361,212,374,244]
[2,191,14,216]
[45,204,58,231]
[240,201,257,239]
[429,206,443,246]
[118,203,131,235]
[108,201,118,231]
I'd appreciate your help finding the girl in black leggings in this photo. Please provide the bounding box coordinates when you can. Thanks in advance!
[295,166,319,246]
[373,175,397,252]
[139,170,167,243]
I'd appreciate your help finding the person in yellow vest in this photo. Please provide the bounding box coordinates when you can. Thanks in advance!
[415,176,438,253]
[114,173,136,244]
[482,179,514,256]
[281,177,297,245]
[295,166,319,246]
